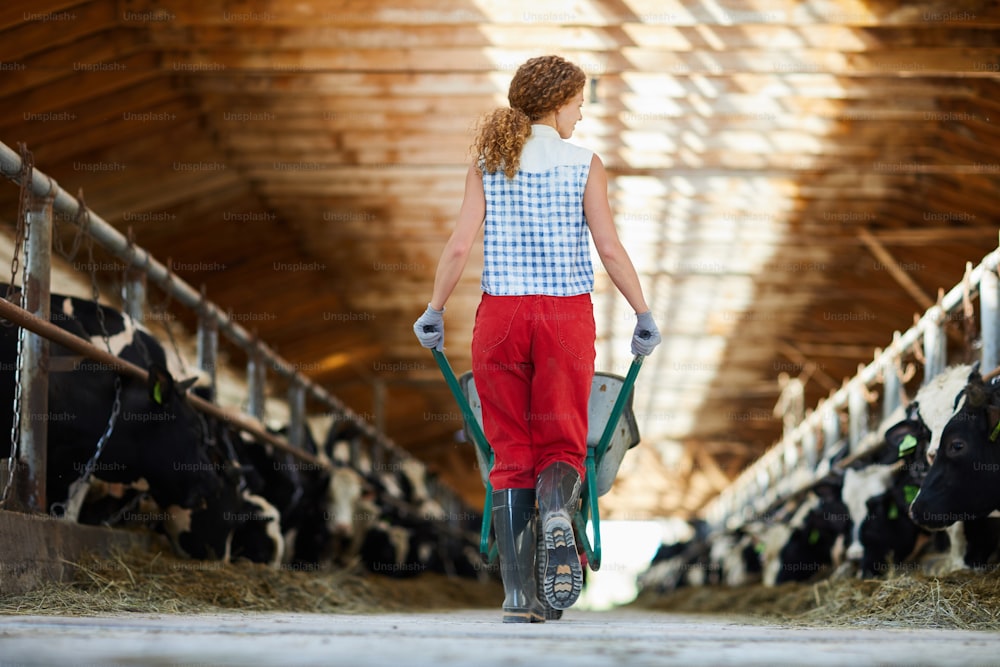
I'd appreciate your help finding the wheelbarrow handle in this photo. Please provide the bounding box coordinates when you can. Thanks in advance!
[594,354,645,465]
[430,349,493,466]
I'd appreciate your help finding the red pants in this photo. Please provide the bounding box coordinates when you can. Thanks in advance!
[471,293,595,489]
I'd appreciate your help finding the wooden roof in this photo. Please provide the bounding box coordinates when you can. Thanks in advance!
[1,0,999,519]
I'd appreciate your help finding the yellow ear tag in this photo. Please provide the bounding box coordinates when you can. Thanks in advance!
[153,381,164,405]
[898,434,918,458]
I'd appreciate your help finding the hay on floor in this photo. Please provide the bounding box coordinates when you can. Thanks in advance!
[632,570,1000,630]
[0,545,503,616]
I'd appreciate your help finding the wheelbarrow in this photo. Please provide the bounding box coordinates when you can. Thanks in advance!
[432,349,643,571]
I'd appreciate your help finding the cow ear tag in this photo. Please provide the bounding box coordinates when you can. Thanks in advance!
[898,434,918,458]
[152,381,164,405]
[989,405,1000,442]
[903,484,919,504]
[887,502,899,520]
[808,529,820,545]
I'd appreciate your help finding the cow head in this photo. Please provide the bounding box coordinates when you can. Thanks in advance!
[884,402,932,476]
[116,362,222,510]
[910,367,1000,530]
[842,406,930,577]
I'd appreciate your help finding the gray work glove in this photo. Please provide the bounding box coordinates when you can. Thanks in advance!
[413,304,445,351]
[631,311,661,356]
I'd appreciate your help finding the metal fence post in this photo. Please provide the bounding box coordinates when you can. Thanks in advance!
[15,191,54,513]
[122,269,146,324]
[923,310,946,383]
[801,415,818,472]
[882,342,901,424]
[287,380,306,450]
[848,379,868,454]
[196,300,218,400]
[822,403,840,460]
[348,422,362,469]
[981,268,1000,374]
[247,342,266,421]
[373,378,386,436]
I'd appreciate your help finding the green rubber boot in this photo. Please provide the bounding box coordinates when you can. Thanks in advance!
[536,462,584,610]
[492,489,545,623]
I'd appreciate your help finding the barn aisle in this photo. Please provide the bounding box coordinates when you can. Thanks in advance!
[2,609,998,667]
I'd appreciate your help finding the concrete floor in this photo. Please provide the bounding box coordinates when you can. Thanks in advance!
[2,608,1000,667]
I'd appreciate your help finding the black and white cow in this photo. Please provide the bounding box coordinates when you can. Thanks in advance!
[910,366,1000,529]
[902,365,1000,573]
[755,480,852,586]
[841,403,933,577]
[915,363,975,465]
[0,288,221,517]
[251,423,333,567]
[708,528,762,587]
[324,464,380,567]
[637,522,714,594]
[160,408,284,567]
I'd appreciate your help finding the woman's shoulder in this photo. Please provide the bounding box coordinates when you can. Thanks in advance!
[521,135,592,171]
[557,138,594,165]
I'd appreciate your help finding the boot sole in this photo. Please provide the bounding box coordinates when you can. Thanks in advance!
[536,519,564,620]
[503,609,545,623]
[541,514,583,610]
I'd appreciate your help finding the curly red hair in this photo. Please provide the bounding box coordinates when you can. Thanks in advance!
[473,55,586,178]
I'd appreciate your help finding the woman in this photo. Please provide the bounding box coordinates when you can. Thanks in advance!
[414,55,660,623]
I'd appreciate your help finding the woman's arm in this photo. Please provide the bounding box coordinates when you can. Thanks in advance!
[428,162,487,310]
[583,154,650,315]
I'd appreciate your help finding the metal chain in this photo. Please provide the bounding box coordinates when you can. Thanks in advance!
[51,188,87,264]
[150,266,188,376]
[0,160,33,508]
[84,231,115,356]
[103,485,148,527]
[52,375,122,520]
[81,375,122,480]
[47,217,129,518]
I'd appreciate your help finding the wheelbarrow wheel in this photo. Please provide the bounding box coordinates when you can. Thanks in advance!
[536,513,563,620]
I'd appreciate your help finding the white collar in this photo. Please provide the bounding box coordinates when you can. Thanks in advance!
[530,124,560,138]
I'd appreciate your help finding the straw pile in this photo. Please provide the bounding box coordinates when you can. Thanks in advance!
[0,546,503,616]
[632,570,1000,630]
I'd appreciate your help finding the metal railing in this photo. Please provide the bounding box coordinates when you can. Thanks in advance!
[704,240,1000,532]
[0,139,469,522]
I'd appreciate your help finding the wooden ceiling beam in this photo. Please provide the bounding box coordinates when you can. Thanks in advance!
[154,46,1000,77]
[0,78,190,142]
[189,73,987,103]
[213,123,928,150]
[0,0,86,32]
[0,50,163,113]
[0,30,153,98]
[0,0,119,60]
[134,0,1000,28]
[144,23,1000,52]
[21,99,201,165]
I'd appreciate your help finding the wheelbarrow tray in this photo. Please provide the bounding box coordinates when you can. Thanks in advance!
[458,371,639,496]
[432,349,643,571]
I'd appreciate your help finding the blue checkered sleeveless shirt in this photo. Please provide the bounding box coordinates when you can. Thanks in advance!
[480,124,594,296]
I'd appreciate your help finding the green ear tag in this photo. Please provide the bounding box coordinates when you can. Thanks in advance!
[904,484,920,505]
[755,542,765,555]
[898,434,918,458]
[808,529,820,545]
[990,419,1000,443]
[153,381,164,405]
[888,502,899,520]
